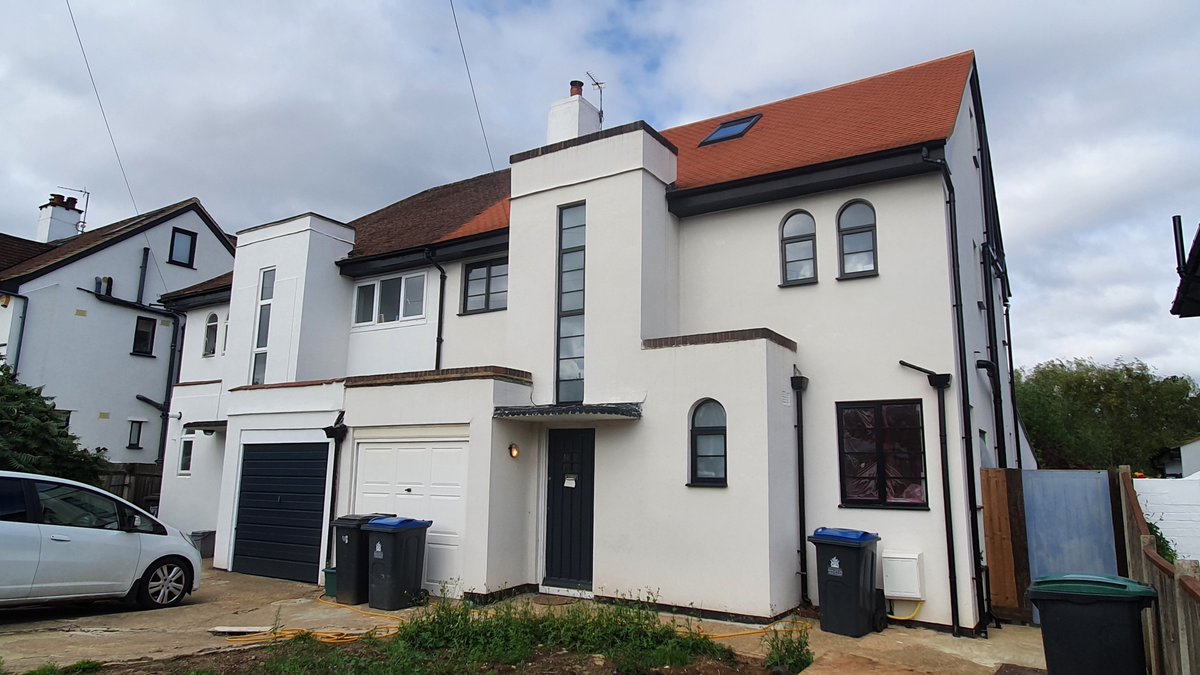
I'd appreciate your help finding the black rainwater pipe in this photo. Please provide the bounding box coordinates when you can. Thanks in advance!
[323,411,348,570]
[899,360,959,636]
[136,247,150,305]
[425,249,447,370]
[980,245,1007,468]
[1004,304,1023,470]
[923,149,988,637]
[790,373,810,605]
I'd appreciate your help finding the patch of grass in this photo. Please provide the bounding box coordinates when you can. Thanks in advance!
[21,661,103,675]
[762,623,815,674]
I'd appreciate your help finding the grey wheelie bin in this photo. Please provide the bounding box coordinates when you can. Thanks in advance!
[808,527,882,637]
[331,513,393,605]
[1027,574,1156,675]
[362,516,434,610]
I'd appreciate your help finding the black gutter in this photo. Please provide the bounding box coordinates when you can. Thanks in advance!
[790,373,810,605]
[337,231,508,279]
[322,411,348,571]
[136,247,150,305]
[922,152,988,637]
[980,246,1007,468]
[425,249,448,370]
[162,287,232,312]
[899,360,959,637]
[2,292,30,375]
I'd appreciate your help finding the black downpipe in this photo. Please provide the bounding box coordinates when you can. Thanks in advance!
[1004,304,1023,470]
[323,411,348,569]
[790,373,810,605]
[980,246,1007,468]
[924,152,988,636]
[425,249,447,370]
[156,310,183,465]
[136,247,150,305]
[899,360,959,636]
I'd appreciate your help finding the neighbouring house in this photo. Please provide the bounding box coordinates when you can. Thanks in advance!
[1171,215,1199,317]
[1151,436,1200,479]
[0,196,234,494]
[158,51,1021,633]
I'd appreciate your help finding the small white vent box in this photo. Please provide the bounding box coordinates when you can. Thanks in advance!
[882,550,924,600]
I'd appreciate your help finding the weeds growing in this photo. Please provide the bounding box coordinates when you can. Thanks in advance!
[762,623,814,674]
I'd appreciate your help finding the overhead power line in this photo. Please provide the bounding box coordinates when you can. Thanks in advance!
[448,0,495,172]
[65,0,139,214]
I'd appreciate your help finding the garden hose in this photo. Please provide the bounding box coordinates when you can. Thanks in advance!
[887,600,924,621]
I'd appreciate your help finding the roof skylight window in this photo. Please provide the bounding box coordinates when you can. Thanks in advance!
[699,114,761,146]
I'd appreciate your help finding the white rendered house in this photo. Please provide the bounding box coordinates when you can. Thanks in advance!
[159,51,1021,634]
[0,196,234,470]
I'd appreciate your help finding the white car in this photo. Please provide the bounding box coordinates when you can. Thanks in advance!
[0,470,201,609]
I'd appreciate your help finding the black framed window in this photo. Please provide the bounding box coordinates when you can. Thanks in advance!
[556,204,586,403]
[700,114,761,146]
[132,316,156,356]
[689,399,727,487]
[168,228,197,267]
[462,258,508,313]
[781,211,817,285]
[128,420,144,449]
[837,400,927,507]
[838,201,877,278]
[202,313,218,357]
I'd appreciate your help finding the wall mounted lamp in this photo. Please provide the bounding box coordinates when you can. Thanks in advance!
[508,443,520,459]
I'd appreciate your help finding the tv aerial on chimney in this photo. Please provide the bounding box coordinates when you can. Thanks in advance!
[586,71,605,128]
[56,185,90,233]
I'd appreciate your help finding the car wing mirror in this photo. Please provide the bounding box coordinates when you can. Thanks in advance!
[125,514,143,531]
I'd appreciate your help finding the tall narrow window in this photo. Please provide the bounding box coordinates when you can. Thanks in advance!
[178,434,194,474]
[838,201,877,278]
[689,400,727,486]
[132,316,157,356]
[251,268,274,385]
[462,258,508,313]
[837,400,926,507]
[127,420,144,449]
[169,228,197,267]
[780,211,817,285]
[557,204,586,403]
[202,313,218,357]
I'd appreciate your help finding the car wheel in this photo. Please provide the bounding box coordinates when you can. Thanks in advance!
[136,557,191,609]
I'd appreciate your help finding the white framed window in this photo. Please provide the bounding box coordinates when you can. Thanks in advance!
[353,272,426,325]
[178,434,194,475]
[202,313,219,357]
[127,420,145,449]
[250,268,274,385]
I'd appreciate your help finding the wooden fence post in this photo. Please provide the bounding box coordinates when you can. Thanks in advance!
[1177,560,1198,673]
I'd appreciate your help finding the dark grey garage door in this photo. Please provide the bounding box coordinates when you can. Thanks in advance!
[233,443,329,583]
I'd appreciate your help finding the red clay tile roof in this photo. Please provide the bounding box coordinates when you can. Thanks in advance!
[0,197,231,285]
[346,169,510,259]
[160,271,233,303]
[660,51,975,191]
[0,232,53,273]
[341,53,974,259]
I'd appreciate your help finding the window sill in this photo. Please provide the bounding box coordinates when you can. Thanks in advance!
[130,352,156,358]
[779,278,817,288]
[201,353,216,359]
[126,445,143,450]
[838,503,929,511]
[686,482,727,488]
[166,260,196,270]
[458,307,507,316]
[350,317,428,332]
[836,271,879,281]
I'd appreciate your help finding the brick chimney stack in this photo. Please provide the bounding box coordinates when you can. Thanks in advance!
[36,193,83,242]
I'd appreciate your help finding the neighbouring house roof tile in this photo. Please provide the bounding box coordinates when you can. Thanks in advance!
[0,197,232,285]
[337,52,974,260]
[160,271,233,303]
[345,169,510,260]
[0,232,53,273]
[660,51,975,191]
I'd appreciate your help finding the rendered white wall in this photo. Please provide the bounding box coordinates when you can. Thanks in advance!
[440,257,511,369]
[1134,477,1200,561]
[344,268,436,376]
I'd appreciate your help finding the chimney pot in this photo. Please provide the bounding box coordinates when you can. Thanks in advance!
[64,197,78,210]
[570,80,584,97]
[49,193,65,206]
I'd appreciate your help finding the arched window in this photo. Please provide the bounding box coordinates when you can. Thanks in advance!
[780,211,817,285]
[838,201,877,277]
[690,399,727,487]
[202,313,218,357]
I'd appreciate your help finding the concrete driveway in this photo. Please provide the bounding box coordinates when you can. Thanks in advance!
[0,563,1046,674]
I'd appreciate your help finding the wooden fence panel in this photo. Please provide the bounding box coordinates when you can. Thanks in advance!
[982,468,1032,622]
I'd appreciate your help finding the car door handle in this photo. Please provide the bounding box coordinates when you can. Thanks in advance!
[404,488,412,493]
[49,534,71,542]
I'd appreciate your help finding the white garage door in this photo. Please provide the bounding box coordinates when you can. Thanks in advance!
[354,440,465,593]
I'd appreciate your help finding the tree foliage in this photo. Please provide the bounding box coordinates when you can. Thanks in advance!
[1015,358,1200,472]
[0,364,110,485]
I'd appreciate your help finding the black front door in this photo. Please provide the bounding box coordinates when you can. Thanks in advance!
[544,429,595,589]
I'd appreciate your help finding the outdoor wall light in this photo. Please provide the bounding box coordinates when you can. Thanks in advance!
[508,443,520,459]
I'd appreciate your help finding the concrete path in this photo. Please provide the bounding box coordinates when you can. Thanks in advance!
[0,564,1046,673]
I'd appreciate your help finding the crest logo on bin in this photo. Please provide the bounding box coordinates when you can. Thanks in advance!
[374,542,383,559]
[828,556,843,577]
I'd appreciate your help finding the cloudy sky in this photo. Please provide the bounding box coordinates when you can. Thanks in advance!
[2,1,1198,378]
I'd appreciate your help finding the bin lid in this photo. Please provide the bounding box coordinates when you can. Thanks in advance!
[362,516,433,532]
[807,527,880,547]
[332,513,394,526]
[1027,574,1157,601]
